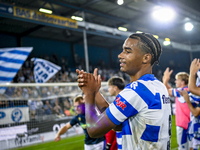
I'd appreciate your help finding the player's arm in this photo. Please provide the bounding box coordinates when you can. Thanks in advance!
[95,89,109,113]
[162,67,173,97]
[55,122,72,142]
[188,58,200,96]
[77,70,117,138]
[85,93,117,138]
[93,68,109,113]
[78,68,109,113]
[179,89,200,117]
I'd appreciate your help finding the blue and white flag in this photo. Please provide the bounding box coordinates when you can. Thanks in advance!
[0,47,33,94]
[31,58,61,83]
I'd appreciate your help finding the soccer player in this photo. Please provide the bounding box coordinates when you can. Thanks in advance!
[162,69,191,150]
[179,58,200,150]
[188,58,200,95]
[54,95,105,150]
[105,76,125,150]
[77,33,171,150]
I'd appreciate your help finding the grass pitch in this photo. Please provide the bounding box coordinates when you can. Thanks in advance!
[15,115,178,150]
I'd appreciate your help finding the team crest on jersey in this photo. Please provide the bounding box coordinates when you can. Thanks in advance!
[130,81,138,89]
[115,97,126,110]
[79,117,81,121]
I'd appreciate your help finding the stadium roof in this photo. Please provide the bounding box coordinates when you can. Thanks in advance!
[0,0,200,51]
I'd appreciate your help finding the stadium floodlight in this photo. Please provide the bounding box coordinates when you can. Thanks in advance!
[71,16,83,21]
[136,31,143,33]
[118,27,127,32]
[152,7,176,22]
[117,0,124,5]
[153,35,159,39]
[184,22,194,31]
[163,38,171,46]
[39,8,52,14]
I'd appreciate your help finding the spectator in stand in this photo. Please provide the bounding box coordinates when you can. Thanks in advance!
[63,99,71,116]
[28,99,36,119]
[43,100,53,115]
[53,99,64,117]
[35,98,44,116]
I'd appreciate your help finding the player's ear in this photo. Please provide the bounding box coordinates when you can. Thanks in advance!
[114,86,117,91]
[142,53,151,64]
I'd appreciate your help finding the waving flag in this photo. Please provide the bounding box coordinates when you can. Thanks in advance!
[31,58,61,83]
[0,47,33,94]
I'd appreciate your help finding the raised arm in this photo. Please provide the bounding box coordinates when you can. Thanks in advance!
[55,122,72,142]
[188,58,200,95]
[93,68,109,113]
[76,69,109,113]
[77,70,116,138]
[179,89,200,117]
[162,67,173,97]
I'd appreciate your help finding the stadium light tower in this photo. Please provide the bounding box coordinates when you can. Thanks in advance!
[184,22,194,31]
[152,6,176,22]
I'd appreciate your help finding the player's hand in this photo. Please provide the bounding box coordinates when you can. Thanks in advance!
[54,135,61,142]
[190,58,200,76]
[162,67,173,83]
[93,68,101,88]
[105,143,111,150]
[76,68,101,93]
[81,73,101,95]
[76,69,85,89]
[178,89,189,102]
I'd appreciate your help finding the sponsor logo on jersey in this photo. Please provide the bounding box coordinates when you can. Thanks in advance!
[162,95,170,104]
[115,97,127,110]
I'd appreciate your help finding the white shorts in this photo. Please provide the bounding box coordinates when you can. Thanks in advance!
[193,138,200,149]
[176,126,192,150]
[84,141,105,150]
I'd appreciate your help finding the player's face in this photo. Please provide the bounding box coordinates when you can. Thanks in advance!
[74,101,83,114]
[118,38,145,76]
[108,85,116,96]
[175,78,183,88]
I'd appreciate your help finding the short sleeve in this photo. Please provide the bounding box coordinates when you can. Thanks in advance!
[106,88,147,125]
[70,116,78,126]
[172,88,177,97]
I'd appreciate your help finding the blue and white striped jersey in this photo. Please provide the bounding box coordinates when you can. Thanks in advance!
[116,131,122,150]
[106,74,171,150]
[188,70,200,142]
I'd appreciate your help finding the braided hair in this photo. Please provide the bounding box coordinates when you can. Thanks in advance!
[129,33,162,65]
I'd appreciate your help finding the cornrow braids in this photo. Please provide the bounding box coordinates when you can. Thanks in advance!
[129,33,162,65]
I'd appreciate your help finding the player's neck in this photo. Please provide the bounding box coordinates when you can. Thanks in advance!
[130,66,152,82]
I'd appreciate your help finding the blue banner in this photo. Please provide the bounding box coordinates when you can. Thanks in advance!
[0,47,33,94]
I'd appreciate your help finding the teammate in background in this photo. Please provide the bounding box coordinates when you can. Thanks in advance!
[77,33,171,150]
[54,95,105,150]
[105,76,125,150]
[188,58,200,95]
[179,58,200,150]
[162,68,191,150]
